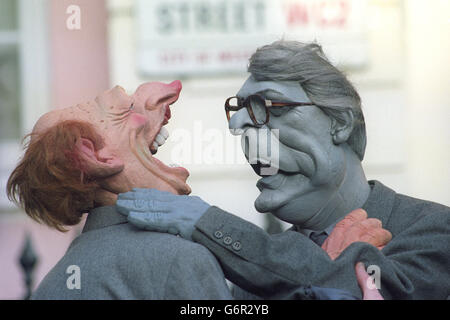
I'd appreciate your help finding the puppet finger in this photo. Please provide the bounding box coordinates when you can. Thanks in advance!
[127,211,168,231]
[130,188,180,201]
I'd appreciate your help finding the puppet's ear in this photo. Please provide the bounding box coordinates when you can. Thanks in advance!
[331,109,355,145]
[75,138,124,178]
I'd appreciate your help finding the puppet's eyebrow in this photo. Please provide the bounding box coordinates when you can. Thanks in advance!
[255,89,290,100]
[237,89,288,100]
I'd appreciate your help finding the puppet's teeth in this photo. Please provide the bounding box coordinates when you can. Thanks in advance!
[152,141,159,150]
[155,134,166,146]
[159,126,169,139]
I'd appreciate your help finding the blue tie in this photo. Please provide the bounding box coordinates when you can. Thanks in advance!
[309,231,328,246]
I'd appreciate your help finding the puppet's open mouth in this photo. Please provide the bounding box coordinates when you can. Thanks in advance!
[149,122,169,155]
[147,123,183,170]
[130,101,191,195]
[149,105,171,156]
[145,103,185,169]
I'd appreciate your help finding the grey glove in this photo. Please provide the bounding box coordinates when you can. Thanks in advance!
[116,188,210,241]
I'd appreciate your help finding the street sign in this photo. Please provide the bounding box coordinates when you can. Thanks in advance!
[136,0,368,76]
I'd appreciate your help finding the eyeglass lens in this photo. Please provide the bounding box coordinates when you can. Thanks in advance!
[247,95,267,125]
[227,96,267,125]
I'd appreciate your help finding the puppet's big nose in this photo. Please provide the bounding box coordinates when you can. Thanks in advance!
[168,80,182,93]
[139,80,183,111]
[228,109,256,134]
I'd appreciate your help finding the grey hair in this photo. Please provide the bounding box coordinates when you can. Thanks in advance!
[248,40,367,160]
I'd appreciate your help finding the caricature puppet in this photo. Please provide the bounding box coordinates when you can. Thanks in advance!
[7,81,235,299]
[116,41,450,300]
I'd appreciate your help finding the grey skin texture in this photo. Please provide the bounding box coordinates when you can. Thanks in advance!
[229,76,371,231]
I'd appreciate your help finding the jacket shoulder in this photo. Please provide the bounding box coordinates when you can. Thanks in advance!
[32,224,223,299]
[388,192,450,235]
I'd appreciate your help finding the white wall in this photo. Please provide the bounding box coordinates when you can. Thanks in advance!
[402,0,450,205]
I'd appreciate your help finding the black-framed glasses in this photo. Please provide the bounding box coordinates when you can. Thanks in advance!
[225,94,315,127]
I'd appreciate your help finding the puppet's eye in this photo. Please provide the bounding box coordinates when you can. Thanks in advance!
[269,106,290,116]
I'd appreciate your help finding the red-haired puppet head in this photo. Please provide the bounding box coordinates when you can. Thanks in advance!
[7,82,190,231]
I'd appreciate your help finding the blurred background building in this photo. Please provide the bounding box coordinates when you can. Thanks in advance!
[0,0,449,299]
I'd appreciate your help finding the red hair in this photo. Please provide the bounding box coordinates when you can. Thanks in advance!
[7,120,104,231]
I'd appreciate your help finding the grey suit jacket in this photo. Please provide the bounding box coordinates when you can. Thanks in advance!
[31,206,232,300]
[192,180,450,299]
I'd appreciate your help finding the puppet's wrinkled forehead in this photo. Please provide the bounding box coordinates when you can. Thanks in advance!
[32,111,62,136]
[32,100,101,137]
[95,85,133,111]
[237,75,311,103]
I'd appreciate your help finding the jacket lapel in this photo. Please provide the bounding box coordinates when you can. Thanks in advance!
[363,180,396,227]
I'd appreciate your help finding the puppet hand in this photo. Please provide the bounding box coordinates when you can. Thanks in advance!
[116,188,210,241]
[355,262,384,300]
[321,209,392,260]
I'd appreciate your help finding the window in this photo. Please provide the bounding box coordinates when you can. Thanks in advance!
[0,0,20,142]
[0,0,50,211]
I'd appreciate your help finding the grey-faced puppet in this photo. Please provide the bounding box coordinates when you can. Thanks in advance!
[117,41,449,299]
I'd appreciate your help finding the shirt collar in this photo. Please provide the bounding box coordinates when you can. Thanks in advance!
[82,205,128,233]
